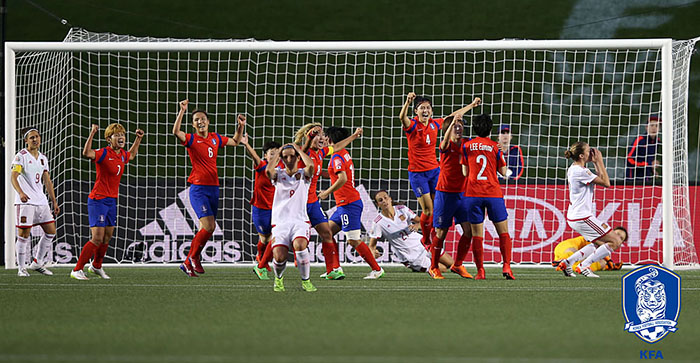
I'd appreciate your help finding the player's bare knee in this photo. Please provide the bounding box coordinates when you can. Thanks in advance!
[435,228,447,240]
[17,228,31,238]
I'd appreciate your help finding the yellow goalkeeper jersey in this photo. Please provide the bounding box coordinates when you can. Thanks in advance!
[553,236,607,271]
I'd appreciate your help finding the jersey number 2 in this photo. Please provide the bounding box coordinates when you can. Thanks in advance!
[476,155,488,180]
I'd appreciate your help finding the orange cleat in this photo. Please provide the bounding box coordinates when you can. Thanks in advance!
[475,268,486,280]
[502,263,515,280]
[450,264,473,279]
[428,267,445,279]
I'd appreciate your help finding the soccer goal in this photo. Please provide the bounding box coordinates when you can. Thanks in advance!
[4,29,699,269]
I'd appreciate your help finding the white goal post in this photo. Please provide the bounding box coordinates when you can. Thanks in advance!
[4,34,699,270]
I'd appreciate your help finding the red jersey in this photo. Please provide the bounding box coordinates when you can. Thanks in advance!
[305,146,333,204]
[436,139,468,193]
[404,117,443,172]
[88,147,130,199]
[328,149,360,206]
[250,160,275,210]
[461,137,506,198]
[182,132,229,186]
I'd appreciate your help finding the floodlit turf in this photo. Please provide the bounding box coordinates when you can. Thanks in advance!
[1,266,699,362]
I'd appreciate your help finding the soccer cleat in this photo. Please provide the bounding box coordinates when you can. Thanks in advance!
[557,260,576,278]
[502,264,516,280]
[88,265,111,280]
[190,256,205,274]
[325,268,346,280]
[70,270,89,280]
[17,268,30,277]
[253,266,270,280]
[301,279,317,292]
[552,260,562,271]
[28,260,53,276]
[363,268,385,280]
[450,264,473,279]
[428,267,445,279]
[179,260,198,277]
[273,277,285,292]
[576,266,600,278]
[319,272,328,278]
[475,268,486,280]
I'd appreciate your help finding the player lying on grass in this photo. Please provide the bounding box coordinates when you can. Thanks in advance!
[71,123,144,280]
[11,127,60,276]
[558,142,625,278]
[552,227,627,273]
[369,190,456,273]
[266,143,318,292]
[173,99,244,277]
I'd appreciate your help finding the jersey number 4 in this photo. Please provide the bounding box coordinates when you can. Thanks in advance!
[426,135,431,145]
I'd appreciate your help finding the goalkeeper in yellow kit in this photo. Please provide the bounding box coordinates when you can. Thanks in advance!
[552,227,627,272]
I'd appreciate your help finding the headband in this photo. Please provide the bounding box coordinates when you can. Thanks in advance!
[23,128,39,140]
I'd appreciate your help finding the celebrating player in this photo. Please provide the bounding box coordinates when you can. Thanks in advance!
[558,142,625,278]
[11,128,60,276]
[461,114,514,280]
[294,123,362,280]
[552,227,627,274]
[240,134,280,280]
[369,190,456,273]
[398,92,483,248]
[430,108,480,280]
[71,123,144,280]
[319,126,384,279]
[266,143,318,292]
[173,99,244,277]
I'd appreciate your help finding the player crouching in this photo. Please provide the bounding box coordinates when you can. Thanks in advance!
[266,143,318,292]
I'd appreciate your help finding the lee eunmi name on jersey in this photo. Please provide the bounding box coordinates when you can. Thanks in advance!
[469,143,494,152]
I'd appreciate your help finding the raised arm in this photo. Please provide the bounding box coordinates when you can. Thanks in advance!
[448,97,482,118]
[398,92,416,129]
[590,148,611,188]
[300,128,318,153]
[332,127,363,152]
[128,129,145,161]
[294,143,315,178]
[265,148,281,181]
[226,114,246,146]
[42,171,60,215]
[318,171,347,200]
[172,99,188,143]
[439,116,457,151]
[82,124,99,160]
[240,133,263,166]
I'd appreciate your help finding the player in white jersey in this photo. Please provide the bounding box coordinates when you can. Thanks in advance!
[266,143,317,292]
[558,141,624,278]
[10,128,60,276]
[368,190,456,272]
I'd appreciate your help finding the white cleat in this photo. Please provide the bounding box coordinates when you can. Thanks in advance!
[88,265,111,280]
[557,260,576,278]
[28,260,54,276]
[363,268,385,280]
[17,268,30,277]
[70,270,89,280]
[577,266,600,278]
[319,272,328,278]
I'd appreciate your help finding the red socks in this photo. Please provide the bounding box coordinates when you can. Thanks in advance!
[332,241,340,269]
[430,235,444,269]
[453,233,472,266]
[74,241,97,271]
[256,241,265,261]
[258,241,273,269]
[188,229,213,259]
[472,236,484,271]
[92,243,109,269]
[321,242,336,274]
[420,213,433,246]
[355,242,381,271]
[499,233,512,265]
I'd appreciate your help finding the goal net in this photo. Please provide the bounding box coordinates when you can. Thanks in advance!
[4,28,699,269]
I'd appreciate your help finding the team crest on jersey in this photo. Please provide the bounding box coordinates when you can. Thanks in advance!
[622,265,680,344]
[212,138,217,145]
[121,155,125,162]
[21,216,27,223]
[430,123,435,130]
[399,215,406,221]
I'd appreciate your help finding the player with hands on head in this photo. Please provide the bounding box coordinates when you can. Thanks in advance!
[71,123,144,280]
[173,99,245,277]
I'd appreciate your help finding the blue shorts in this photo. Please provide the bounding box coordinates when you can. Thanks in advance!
[307,200,328,227]
[329,199,363,232]
[189,184,219,219]
[408,168,440,198]
[463,197,508,224]
[251,206,272,235]
[433,191,469,229]
[88,197,117,227]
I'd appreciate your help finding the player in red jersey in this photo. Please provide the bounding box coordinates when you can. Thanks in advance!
[399,92,484,248]
[70,123,144,280]
[461,113,514,280]
[319,126,384,279]
[240,133,281,280]
[173,99,244,277]
[294,123,362,280]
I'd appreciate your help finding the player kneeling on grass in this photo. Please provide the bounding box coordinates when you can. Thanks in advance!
[11,128,60,277]
[558,142,625,278]
[71,123,144,280]
[369,190,457,273]
[267,143,318,292]
[552,227,627,274]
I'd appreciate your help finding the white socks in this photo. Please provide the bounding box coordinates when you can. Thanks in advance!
[16,236,30,269]
[580,244,614,269]
[295,249,311,280]
[565,243,596,266]
[273,258,287,279]
[35,233,55,265]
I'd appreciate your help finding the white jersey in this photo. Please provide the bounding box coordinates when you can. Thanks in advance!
[271,167,310,226]
[567,164,597,220]
[369,205,424,264]
[11,149,50,206]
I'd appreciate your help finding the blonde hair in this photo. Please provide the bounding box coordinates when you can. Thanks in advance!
[294,122,323,145]
[105,123,126,139]
[564,141,588,161]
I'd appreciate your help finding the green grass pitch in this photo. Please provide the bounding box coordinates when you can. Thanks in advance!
[1,266,699,362]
